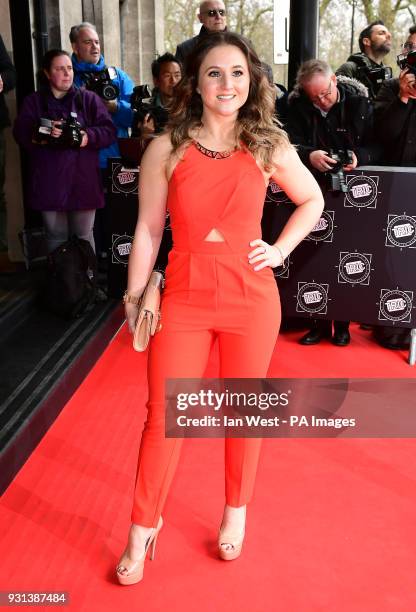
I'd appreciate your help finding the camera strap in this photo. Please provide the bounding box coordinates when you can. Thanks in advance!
[350,54,391,94]
[350,53,374,72]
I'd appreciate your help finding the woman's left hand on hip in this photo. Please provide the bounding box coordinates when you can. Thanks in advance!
[248,239,283,271]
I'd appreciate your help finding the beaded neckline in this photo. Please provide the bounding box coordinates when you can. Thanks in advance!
[193,140,238,159]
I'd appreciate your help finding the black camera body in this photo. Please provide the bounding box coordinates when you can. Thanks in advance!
[130,85,169,136]
[83,67,119,100]
[357,64,392,87]
[34,112,83,148]
[397,49,416,75]
[325,149,354,193]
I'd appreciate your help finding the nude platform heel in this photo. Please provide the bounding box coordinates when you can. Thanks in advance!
[218,504,247,561]
[116,516,163,585]
[218,526,245,561]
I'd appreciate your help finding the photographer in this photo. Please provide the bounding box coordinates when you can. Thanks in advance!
[286,59,379,347]
[336,20,392,99]
[131,53,182,141]
[13,49,116,253]
[372,26,416,350]
[70,22,134,163]
[70,22,134,258]
[175,1,227,66]
[375,26,416,164]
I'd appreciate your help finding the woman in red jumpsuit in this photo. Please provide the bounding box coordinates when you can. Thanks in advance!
[117,32,324,584]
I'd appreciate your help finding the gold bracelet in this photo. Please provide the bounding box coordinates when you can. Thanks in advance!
[123,290,141,305]
[273,244,286,267]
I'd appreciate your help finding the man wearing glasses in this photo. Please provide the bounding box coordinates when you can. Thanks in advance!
[371,26,416,351]
[287,59,376,185]
[175,1,227,66]
[286,59,378,347]
[336,20,392,99]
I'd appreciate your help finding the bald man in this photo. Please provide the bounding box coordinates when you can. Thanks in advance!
[175,0,227,66]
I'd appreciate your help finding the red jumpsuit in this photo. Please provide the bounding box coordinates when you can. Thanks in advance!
[131,143,281,527]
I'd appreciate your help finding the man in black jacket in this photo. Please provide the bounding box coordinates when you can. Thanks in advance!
[0,34,16,251]
[286,59,379,347]
[375,26,416,165]
[336,20,392,99]
[372,25,416,349]
[133,53,182,140]
[175,1,227,66]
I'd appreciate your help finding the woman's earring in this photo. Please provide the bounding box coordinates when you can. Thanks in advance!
[196,87,201,95]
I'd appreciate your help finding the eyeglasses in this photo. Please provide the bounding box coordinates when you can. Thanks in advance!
[202,9,226,17]
[310,79,333,104]
[402,42,416,51]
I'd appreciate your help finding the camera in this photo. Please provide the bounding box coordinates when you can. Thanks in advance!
[325,149,354,193]
[397,49,416,75]
[357,64,392,87]
[83,67,119,100]
[130,84,169,136]
[34,112,83,148]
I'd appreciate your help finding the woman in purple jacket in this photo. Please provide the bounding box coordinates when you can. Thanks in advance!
[14,49,116,252]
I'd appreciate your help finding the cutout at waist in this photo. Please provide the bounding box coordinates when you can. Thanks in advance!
[204,228,226,242]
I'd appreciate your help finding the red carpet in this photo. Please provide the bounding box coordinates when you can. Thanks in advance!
[1,323,415,611]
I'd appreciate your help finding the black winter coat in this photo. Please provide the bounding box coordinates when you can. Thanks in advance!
[374,78,416,165]
[336,52,391,99]
[175,26,210,66]
[285,76,380,173]
[0,35,16,129]
[175,26,228,66]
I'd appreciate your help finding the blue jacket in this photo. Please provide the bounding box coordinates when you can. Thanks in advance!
[72,54,134,168]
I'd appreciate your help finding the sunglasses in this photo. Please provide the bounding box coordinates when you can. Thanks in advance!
[202,9,226,17]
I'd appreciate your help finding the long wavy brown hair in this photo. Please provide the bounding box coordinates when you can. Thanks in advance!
[166,32,290,170]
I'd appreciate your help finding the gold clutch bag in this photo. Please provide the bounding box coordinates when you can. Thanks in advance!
[133,271,164,352]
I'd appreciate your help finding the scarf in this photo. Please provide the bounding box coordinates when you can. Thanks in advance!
[71,53,106,73]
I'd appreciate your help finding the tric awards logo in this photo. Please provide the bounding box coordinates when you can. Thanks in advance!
[306,210,335,243]
[265,180,290,204]
[378,289,414,324]
[337,252,373,285]
[345,175,379,209]
[111,163,139,195]
[296,282,329,315]
[385,214,416,249]
[112,234,133,265]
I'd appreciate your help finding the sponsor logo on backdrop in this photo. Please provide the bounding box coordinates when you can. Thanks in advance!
[385,214,416,249]
[111,163,139,195]
[306,210,335,243]
[112,234,133,265]
[265,180,290,204]
[273,255,290,279]
[378,289,414,323]
[296,282,329,315]
[345,175,379,209]
[337,252,373,285]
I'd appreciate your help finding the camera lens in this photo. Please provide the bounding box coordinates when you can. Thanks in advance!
[102,84,117,100]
